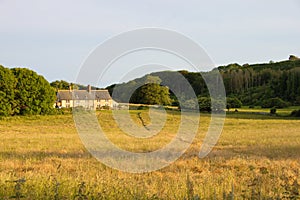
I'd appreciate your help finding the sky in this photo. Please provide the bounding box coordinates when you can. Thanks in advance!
[0,0,300,87]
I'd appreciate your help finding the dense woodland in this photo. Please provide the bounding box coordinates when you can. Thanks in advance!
[1,56,300,116]
[107,55,300,108]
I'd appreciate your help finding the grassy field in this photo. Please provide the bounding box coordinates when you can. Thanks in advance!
[233,106,300,116]
[0,110,300,199]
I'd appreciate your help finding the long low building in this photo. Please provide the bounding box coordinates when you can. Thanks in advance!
[56,85,113,109]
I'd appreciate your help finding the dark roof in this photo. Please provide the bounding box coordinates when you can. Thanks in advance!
[57,90,112,100]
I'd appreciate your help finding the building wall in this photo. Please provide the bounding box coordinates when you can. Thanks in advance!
[59,99,113,109]
[95,99,113,109]
[61,100,74,108]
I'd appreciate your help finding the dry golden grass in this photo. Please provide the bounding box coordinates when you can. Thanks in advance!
[0,110,299,199]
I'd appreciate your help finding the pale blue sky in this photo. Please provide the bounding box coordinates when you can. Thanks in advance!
[0,0,299,87]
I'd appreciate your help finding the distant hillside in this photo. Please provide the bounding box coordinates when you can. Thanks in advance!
[107,56,300,106]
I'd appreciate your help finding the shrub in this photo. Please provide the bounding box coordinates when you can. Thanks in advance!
[211,99,226,112]
[198,97,211,112]
[137,105,149,110]
[270,107,277,115]
[227,97,242,108]
[261,97,289,108]
[291,110,300,117]
[171,100,179,107]
[181,99,198,110]
[226,97,242,111]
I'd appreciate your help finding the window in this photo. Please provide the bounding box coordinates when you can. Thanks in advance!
[66,100,70,103]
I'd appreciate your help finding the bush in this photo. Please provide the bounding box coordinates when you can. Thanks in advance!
[291,110,300,117]
[181,99,198,110]
[212,99,226,112]
[226,97,242,111]
[171,100,179,107]
[270,107,277,115]
[137,105,149,110]
[227,97,242,108]
[198,97,211,112]
[261,97,289,108]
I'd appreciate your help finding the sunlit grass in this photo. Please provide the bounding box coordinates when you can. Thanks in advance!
[0,110,299,199]
[236,105,300,116]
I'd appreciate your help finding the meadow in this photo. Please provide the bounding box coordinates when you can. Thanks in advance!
[0,109,299,199]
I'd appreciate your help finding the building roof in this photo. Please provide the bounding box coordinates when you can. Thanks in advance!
[57,90,112,100]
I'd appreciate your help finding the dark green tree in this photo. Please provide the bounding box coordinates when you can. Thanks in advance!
[181,98,198,110]
[11,68,56,115]
[130,83,171,105]
[0,65,16,116]
[226,97,242,109]
[261,97,289,108]
[198,97,211,112]
[50,80,70,90]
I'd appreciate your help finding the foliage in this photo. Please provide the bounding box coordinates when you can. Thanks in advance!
[261,97,289,108]
[107,57,300,107]
[11,68,56,115]
[220,59,300,106]
[50,80,70,90]
[181,98,198,110]
[270,107,277,115]
[227,97,242,109]
[211,98,226,112]
[291,109,300,117]
[0,65,16,116]
[198,97,211,112]
[130,83,171,105]
[181,97,225,112]
[0,66,56,116]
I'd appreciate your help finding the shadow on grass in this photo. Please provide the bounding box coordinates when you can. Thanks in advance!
[208,144,300,160]
[224,111,300,120]
[0,150,93,160]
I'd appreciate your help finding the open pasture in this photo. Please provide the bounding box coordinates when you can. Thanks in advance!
[0,110,299,199]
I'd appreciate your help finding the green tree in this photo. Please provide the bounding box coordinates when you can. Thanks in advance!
[198,97,211,112]
[130,83,171,105]
[11,68,56,115]
[226,97,242,109]
[144,75,162,84]
[50,80,70,90]
[181,98,198,110]
[0,65,16,116]
[261,97,289,108]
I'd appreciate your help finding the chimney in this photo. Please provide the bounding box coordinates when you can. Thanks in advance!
[87,85,91,93]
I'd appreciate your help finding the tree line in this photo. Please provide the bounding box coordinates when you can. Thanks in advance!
[1,56,299,116]
[107,56,300,109]
[219,59,300,106]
